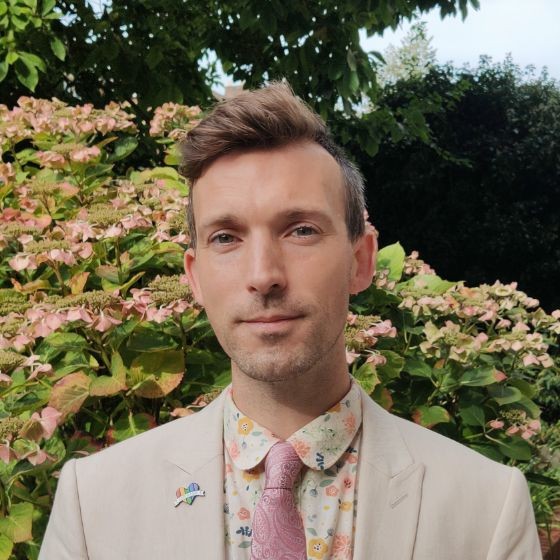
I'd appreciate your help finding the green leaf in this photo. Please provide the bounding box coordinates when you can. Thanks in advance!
[412,405,451,428]
[84,163,113,179]
[131,166,180,183]
[349,70,359,93]
[107,316,141,352]
[5,51,18,64]
[460,366,496,387]
[319,479,335,487]
[327,62,343,81]
[101,278,120,292]
[42,0,56,16]
[186,348,220,365]
[371,384,393,410]
[109,412,156,443]
[399,274,455,294]
[376,242,405,282]
[346,50,357,72]
[515,396,541,419]
[117,271,145,296]
[50,37,66,61]
[14,59,38,91]
[0,503,33,543]
[525,472,559,486]
[89,356,127,398]
[11,15,28,30]
[404,358,432,378]
[128,250,155,271]
[89,375,125,397]
[108,136,138,162]
[0,60,8,82]
[128,350,184,398]
[48,371,91,416]
[498,439,532,461]
[145,48,163,69]
[0,534,13,560]
[43,332,88,352]
[19,51,46,72]
[488,385,523,406]
[163,142,183,166]
[377,350,404,380]
[126,325,177,352]
[153,241,184,256]
[95,264,120,283]
[508,378,536,399]
[470,444,504,462]
[459,405,486,427]
[352,361,380,394]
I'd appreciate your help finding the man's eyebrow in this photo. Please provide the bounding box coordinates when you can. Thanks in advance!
[278,208,335,225]
[199,214,242,233]
[198,208,336,234]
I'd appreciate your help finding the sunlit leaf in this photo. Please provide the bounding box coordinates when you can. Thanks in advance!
[376,242,405,282]
[108,413,156,443]
[0,534,13,560]
[0,503,33,543]
[49,372,91,416]
[412,405,451,428]
[50,37,66,61]
[128,350,184,398]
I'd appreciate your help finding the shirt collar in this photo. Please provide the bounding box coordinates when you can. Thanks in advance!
[223,378,362,471]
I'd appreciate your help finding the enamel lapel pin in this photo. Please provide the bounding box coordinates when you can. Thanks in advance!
[174,482,205,507]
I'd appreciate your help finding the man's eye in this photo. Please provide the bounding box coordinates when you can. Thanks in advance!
[292,225,317,237]
[211,233,235,244]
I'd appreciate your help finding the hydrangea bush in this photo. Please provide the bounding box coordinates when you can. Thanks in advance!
[0,97,558,558]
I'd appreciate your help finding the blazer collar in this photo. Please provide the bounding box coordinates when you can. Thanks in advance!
[165,389,227,474]
[353,387,425,560]
[163,390,228,560]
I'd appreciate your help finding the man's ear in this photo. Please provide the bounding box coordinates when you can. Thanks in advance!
[349,227,378,295]
[184,248,204,306]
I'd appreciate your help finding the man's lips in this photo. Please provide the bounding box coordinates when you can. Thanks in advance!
[243,314,302,323]
[238,314,304,334]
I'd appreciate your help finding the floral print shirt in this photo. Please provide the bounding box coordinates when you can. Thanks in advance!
[223,378,362,560]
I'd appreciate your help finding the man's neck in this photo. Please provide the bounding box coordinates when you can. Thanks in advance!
[230,356,351,440]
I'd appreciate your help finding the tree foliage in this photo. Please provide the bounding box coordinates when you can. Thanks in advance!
[0,0,479,115]
[351,58,560,312]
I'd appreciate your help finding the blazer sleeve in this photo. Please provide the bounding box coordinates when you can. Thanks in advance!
[487,467,542,560]
[39,459,89,560]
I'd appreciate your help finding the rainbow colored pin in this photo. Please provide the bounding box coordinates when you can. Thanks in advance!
[174,482,205,507]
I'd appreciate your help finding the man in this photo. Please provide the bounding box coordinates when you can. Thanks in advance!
[40,83,541,559]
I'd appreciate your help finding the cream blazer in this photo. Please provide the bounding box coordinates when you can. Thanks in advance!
[39,386,542,559]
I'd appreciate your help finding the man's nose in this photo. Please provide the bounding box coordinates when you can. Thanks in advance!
[245,237,287,296]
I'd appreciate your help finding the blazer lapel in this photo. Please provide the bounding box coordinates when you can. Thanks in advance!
[162,391,228,560]
[353,390,425,560]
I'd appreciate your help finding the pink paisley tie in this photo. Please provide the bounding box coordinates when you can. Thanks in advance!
[250,441,307,560]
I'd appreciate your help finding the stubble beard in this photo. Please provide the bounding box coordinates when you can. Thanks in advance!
[222,319,345,384]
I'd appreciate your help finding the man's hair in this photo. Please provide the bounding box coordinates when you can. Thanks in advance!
[179,82,365,248]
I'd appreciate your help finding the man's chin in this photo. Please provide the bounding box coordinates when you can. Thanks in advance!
[230,349,318,384]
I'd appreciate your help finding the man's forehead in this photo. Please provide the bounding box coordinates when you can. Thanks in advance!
[192,142,344,212]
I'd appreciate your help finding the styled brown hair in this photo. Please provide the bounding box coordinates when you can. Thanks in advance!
[180,82,365,247]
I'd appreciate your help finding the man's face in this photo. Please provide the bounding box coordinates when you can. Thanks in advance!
[184,141,376,383]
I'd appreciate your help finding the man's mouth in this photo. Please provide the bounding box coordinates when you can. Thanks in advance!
[244,314,302,323]
[240,313,304,334]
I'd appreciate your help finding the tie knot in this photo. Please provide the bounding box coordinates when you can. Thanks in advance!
[264,442,303,490]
